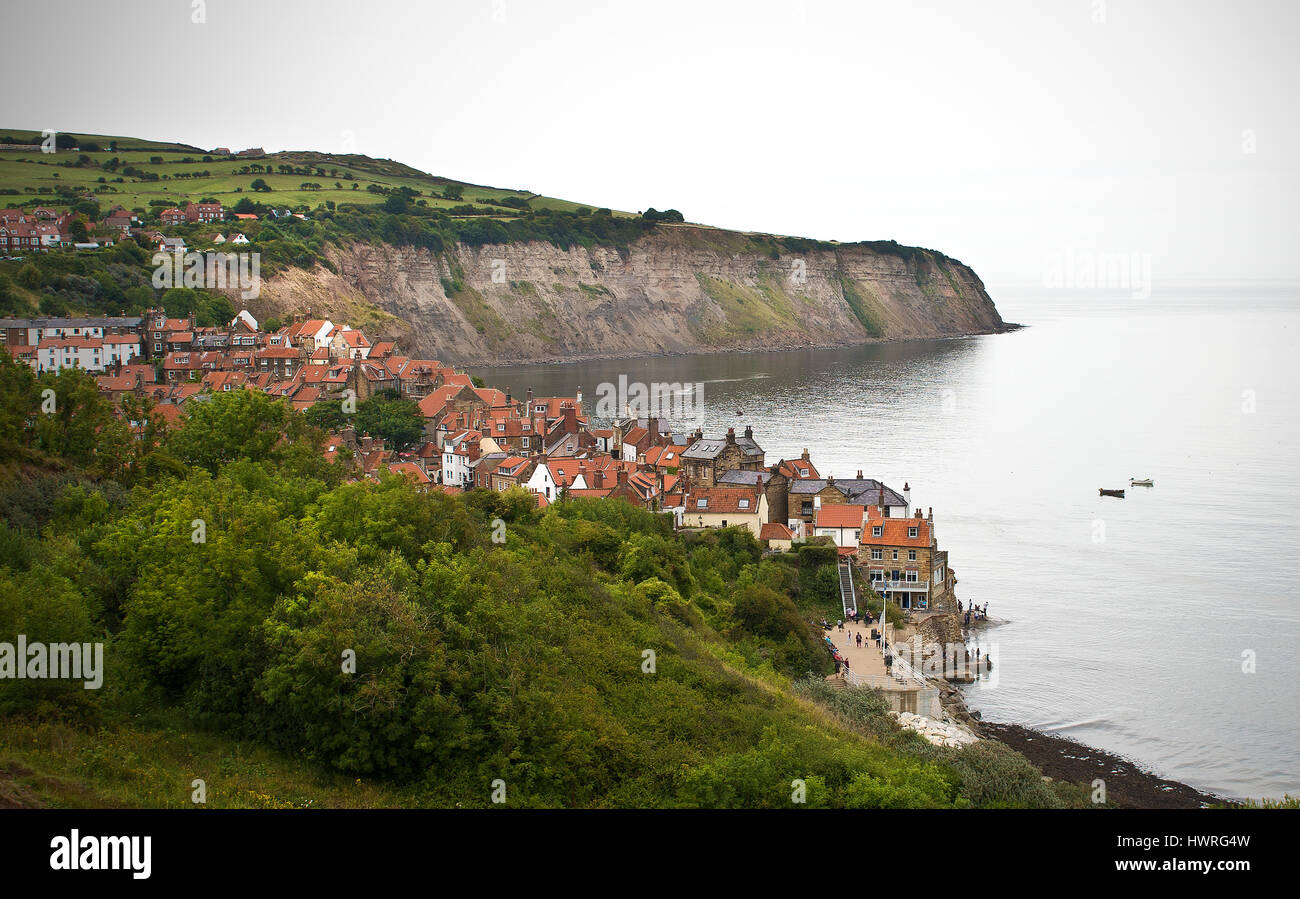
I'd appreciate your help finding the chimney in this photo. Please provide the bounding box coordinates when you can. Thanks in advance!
[801,447,810,462]
[592,469,604,489]
[744,425,753,440]
[506,388,511,405]
[617,468,628,486]
[726,427,736,444]
[562,403,577,433]
[527,385,533,403]
[856,469,863,479]
[903,482,911,509]
[575,384,582,407]
[827,474,835,487]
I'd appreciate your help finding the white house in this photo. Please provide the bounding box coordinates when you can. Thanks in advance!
[812,504,866,548]
[441,430,478,488]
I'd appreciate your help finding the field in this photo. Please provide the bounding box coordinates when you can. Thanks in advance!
[0,128,625,218]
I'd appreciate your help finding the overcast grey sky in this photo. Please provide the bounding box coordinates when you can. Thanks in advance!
[6,0,1298,287]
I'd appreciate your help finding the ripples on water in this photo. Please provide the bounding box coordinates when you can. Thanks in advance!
[475,284,1300,800]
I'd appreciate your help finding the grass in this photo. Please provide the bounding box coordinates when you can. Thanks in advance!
[0,128,629,220]
[693,273,801,342]
[0,715,415,809]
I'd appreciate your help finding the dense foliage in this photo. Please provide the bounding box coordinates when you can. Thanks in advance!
[0,354,1079,807]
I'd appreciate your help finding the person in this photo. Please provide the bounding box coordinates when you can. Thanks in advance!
[983,602,989,617]
[856,632,862,648]
[837,619,843,631]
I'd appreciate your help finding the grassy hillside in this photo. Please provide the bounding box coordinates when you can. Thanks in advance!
[0,127,621,218]
[0,358,1088,809]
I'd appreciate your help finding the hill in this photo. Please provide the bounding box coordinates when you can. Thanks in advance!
[0,364,1085,808]
[0,128,1008,365]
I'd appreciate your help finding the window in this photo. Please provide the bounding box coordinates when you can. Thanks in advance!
[908,550,916,561]
[697,498,708,509]
[738,498,749,509]
[871,548,882,560]
[906,572,918,583]
[908,526,918,538]
[872,526,882,537]
[891,550,898,560]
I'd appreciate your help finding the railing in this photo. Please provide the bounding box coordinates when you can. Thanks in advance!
[870,578,928,591]
[838,561,856,619]
[842,665,925,691]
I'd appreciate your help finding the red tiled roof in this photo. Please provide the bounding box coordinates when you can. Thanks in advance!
[860,514,931,547]
[760,522,795,541]
[814,504,865,529]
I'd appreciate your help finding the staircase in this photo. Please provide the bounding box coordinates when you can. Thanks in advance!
[838,560,856,619]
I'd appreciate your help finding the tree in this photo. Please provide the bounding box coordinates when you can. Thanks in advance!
[354,390,424,450]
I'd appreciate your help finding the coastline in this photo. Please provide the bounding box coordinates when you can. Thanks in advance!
[462,324,1025,369]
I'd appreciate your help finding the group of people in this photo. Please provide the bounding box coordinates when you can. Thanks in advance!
[822,608,876,633]
[960,600,989,626]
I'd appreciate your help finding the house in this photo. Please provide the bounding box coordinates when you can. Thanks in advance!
[254,345,301,380]
[387,461,432,492]
[777,449,820,480]
[330,327,371,360]
[680,483,768,537]
[788,475,908,527]
[285,318,335,351]
[229,233,249,245]
[857,507,936,611]
[159,208,186,226]
[759,521,797,551]
[441,430,481,488]
[679,426,765,487]
[184,202,224,223]
[813,504,865,548]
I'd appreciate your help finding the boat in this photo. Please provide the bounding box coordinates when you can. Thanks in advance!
[1130,477,1154,487]
[1099,488,1126,498]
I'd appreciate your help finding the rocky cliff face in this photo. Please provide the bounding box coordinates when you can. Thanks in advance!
[256,224,1007,365]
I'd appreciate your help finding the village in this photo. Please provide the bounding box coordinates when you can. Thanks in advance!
[0,303,961,614]
[2,189,979,735]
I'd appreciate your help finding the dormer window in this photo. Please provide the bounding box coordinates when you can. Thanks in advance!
[872,526,882,537]
[908,527,918,538]
[738,498,750,509]
[697,498,708,509]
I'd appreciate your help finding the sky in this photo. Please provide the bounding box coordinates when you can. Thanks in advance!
[5,0,1299,289]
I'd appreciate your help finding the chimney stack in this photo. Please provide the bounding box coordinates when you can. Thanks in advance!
[527,385,533,403]
[857,469,863,479]
[801,448,810,462]
[744,425,753,440]
[903,482,911,510]
[726,427,736,444]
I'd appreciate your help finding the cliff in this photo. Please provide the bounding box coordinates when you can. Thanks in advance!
[255,223,1007,366]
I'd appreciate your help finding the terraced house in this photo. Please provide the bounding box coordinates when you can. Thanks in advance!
[679,426,765,487]
[857,506,952,612]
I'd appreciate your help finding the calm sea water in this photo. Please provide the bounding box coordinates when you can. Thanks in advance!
[473,283,1300,800]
